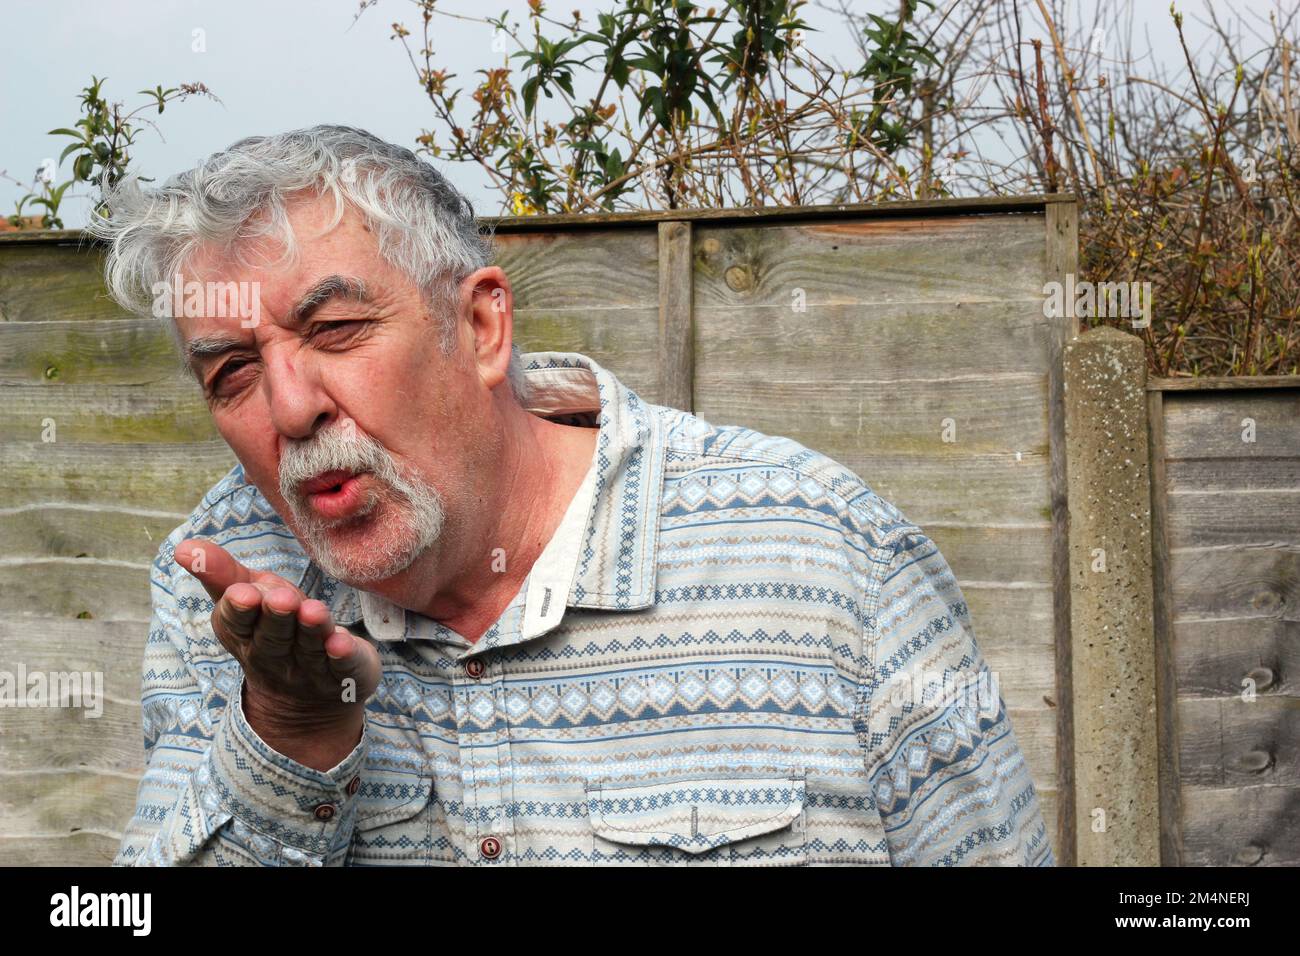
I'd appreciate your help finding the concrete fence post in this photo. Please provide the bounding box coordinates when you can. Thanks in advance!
[1063,325,1161,866]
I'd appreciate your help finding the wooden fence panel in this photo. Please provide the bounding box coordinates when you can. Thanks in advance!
[1155,386,1300,866]
[690,211,1066,846]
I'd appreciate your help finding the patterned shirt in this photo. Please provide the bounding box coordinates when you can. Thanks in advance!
[117,350,1054,866]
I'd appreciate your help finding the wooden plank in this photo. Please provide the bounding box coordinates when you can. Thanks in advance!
[812,452,1049,526]
[696,376,1051,453]
[0,771,139,866]
[0,782,138,853]
[1148,389,1183,865]
[692,386,1054,527]
[1179,784,1300,865]
[981,645,1057,711]
[1165,456,1300,554]
[1168,544,1300,622]
[0,619,146,772]
[488,194,1070,230]
[1046,200,1079,866]
[695,301,1055,380]
[493,227,658,309]
[924,523,1053,590]
[1162,391,1300,460]
[0,381,217,444]
[1173,617,1300,698]
[963,584,1055,642]
[0,440,235,510]
[0,560,151,622]
[1149,375,1300,392]
[1166,456,1300,493]
[0,317,183,386]
[658,220,693,412]
[0,830,124,867]
[0,505,183,564]
[692,215,1047,309]
[0,243,133,323]
[1166,487,1300,548]
[1177,695,1300,790]
[0,708,143,778]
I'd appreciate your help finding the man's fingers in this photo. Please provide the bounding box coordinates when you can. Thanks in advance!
[292,599,334,659]
[252,586,303,659]
[212,582,263,649]
[174,538,250,603]
[324,627,379,691]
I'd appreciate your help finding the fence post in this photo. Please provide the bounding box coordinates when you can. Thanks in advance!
[1063,325,1161,865]
[657,220,694,412]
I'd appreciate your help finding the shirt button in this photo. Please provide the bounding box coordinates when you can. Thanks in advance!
[479,836,502,860]
[346,775,361,796]
[464,658,485,679]
[313,803,337,822]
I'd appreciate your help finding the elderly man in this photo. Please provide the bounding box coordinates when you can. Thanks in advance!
[97,125,1053,866]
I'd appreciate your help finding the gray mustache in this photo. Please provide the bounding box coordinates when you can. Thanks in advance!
[279,424,390,500]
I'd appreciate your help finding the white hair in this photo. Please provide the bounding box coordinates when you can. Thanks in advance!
[86,124,529,404]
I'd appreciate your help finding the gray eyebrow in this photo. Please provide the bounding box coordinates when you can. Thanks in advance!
[184,333,248,380]
[290,274,369,323]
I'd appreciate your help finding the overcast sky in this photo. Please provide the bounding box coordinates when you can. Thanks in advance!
[0,0,1286,226]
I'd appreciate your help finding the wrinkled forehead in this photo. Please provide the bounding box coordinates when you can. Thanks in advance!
[175,195,401,322]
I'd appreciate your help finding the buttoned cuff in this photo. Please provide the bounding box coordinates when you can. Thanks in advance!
[203,678,368,858]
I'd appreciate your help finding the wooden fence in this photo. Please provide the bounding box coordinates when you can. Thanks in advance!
[0,193,1294,866]
[1148,378,1300,866]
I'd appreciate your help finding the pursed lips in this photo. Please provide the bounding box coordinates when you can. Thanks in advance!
[297,468,374,520]
[301,468,360,495]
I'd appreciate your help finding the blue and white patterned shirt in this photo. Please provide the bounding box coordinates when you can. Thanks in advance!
[117,350,1054,866]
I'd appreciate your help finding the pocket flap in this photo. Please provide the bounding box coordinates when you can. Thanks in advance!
[586,775,805,854]
[354,769,434,828]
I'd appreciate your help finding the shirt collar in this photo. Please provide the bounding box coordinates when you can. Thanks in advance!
[301,350,667,646]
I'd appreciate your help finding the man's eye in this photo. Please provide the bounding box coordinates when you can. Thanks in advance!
[309,320,366,341]
[208,361,256,400]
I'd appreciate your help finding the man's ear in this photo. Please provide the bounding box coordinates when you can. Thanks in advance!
[463,266,514,391]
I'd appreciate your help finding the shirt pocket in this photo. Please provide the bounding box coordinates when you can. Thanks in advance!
[346,768,436,865]
[585,773,808,866]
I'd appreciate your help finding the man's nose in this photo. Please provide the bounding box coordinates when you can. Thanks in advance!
[261,346,334,439]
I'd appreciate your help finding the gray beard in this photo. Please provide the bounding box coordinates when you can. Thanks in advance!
[278,422,446,585]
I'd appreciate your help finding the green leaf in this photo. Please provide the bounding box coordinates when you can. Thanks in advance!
[604,147,624,180]
[522,76,539,117]
[611,56,630,87]
[626,52,664,74]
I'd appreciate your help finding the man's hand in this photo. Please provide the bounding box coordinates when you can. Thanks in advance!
[174,537,381,770]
